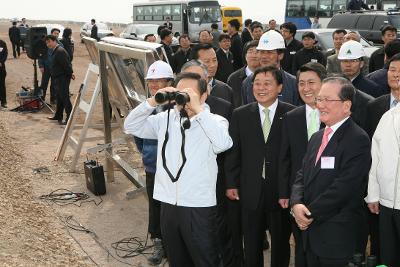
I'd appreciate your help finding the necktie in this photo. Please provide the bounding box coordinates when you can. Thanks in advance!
[307,109,319,140]
[392,99,399,109]
[262,109,271,178]
[315,127,333,165]
[262,108,271,142]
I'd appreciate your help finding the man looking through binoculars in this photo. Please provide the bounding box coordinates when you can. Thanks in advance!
[124,72,232,267]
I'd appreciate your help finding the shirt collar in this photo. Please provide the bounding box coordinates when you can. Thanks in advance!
[326,116,349,134]
[245,66,253,77]
[305,104,318,117]
[258,98,278,114]
[390,92,399,108]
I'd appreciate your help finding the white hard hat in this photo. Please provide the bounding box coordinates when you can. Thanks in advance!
[146,60,174,80]
[257,30,286,51]
[338,40,366,60]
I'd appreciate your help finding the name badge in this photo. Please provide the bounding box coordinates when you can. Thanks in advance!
[311,59,318,63]
[321,157,335,169]
[290,51,296,55]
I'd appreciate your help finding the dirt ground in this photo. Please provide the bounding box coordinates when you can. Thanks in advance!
[0,20,288,267]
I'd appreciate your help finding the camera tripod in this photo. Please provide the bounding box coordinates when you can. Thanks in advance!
[11,59,54,113]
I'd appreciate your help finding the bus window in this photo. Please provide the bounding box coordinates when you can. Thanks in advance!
[224,10,242,17]
[171,5,181,21]
[318,0,332,17]
[163,5,171,19]
[136,6,144,21]
[189,5,221,24]
[154,5,163,21]
[304,0,318,16]
[287,0,305,17]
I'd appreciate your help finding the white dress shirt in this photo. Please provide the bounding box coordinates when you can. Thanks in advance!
[258,99,278,126]
[305,104,320,130]
[245,66,253,77]
[124,101,233,207]
[326,116,350,141]
[390,93,399,109]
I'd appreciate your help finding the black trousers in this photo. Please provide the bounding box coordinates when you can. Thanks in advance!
[242,178,291,267]
[145,172,161,239]
[53,75,72,121]
[0,69,6,105]
[11,41,20,58]
[306,249,348,267]
[160,203,221,267]
[40,68,56,102]
[226,199,244,267]
[379,205,400,267]
[291,217,307,267]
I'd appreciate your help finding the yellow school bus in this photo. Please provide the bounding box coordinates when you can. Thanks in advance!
[221,6,242,32]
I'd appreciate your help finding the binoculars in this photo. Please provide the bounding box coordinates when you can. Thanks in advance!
[155,91,190,105]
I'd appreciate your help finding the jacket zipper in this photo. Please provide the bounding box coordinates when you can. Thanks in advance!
[392,113,400,210]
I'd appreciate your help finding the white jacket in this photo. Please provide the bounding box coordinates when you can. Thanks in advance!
[365,105,400,209]
[124,101,233,207]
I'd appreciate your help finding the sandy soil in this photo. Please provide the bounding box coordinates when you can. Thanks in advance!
[0,21,284,267]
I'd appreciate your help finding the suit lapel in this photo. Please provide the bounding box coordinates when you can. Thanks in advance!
[249,103,265,143]
[306,119,351,186]
[266,101,285,144]
[299,106,309,144]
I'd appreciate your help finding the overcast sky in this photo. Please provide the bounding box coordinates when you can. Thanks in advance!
[0,0,286,24]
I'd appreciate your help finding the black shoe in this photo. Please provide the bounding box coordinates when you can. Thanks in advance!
[47,116,61,121]
[1,104,7,108]
[148,238,165,266]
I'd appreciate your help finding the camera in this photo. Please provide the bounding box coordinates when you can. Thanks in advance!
[155,91,190,105]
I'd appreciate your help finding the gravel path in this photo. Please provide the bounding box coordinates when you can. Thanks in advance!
[0,112,91,267]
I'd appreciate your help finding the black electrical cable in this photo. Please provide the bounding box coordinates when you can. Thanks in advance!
[111,233,154,258]
[39,188,103,207]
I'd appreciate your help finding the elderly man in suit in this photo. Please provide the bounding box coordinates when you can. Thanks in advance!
[291,77,372,266]
[279,62,327,267]
[225,66,295,267]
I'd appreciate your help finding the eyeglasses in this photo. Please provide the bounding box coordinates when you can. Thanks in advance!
[315,97,344,103]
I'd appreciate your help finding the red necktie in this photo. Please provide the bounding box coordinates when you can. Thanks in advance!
[315,127,333,165]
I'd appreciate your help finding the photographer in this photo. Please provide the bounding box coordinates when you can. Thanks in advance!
[124,72,232,266]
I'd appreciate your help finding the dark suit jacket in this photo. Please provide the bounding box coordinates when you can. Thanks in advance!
[230,32,244,70]
[291,118,371,259]
[281,38,303,74]
[207,95,232,204]
[225,101,295,210]
[241,28,252,46]
[369,46,384,73]
[8,26,20,43]
[227,66,247,108]
[173,47,191,73]
[351,89,374,131]
[365,93,391,138]
[352,73,384,98]
[90,24,98,40]
[366,67,390,95]
[210,79,234,104]
[279,106,309,199]
[215,48,235,83]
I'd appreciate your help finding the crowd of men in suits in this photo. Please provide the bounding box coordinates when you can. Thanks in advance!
[126,18,400,267]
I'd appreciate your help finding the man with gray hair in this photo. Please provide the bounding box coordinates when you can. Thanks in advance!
[291,76,371,266]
